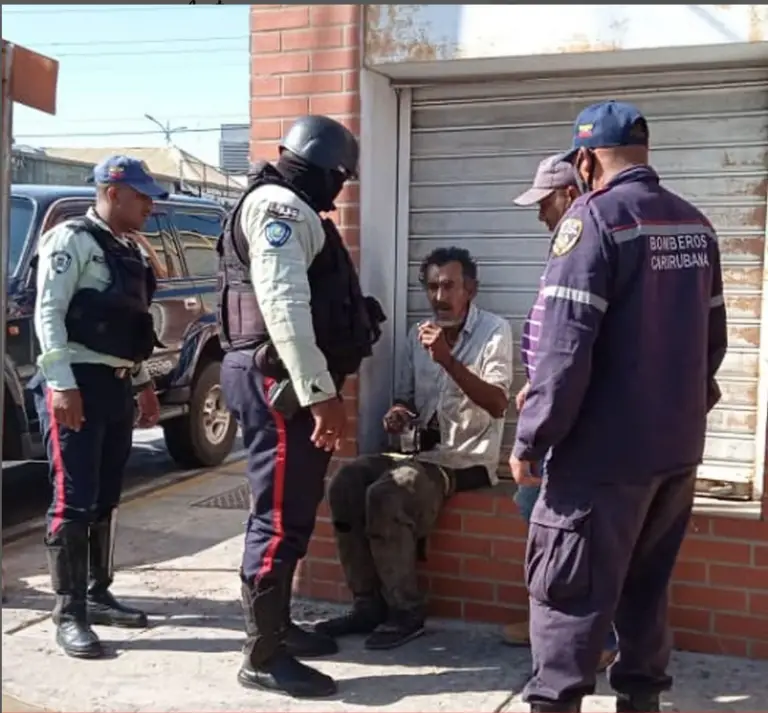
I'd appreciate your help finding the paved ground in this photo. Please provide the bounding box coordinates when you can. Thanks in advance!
[2,425,245,530]
[3,466,768,712]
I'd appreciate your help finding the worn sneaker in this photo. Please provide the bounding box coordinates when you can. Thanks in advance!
[364,610,425,650]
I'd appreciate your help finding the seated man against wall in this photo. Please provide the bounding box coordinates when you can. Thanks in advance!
[314,247,514,650]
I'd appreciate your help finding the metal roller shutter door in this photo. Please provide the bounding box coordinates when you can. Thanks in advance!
[404,66,768,498]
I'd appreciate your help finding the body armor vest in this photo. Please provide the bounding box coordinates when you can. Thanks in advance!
[64,216,158,363]
[216,163,385,378]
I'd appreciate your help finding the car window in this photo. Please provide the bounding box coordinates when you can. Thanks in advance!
[9,196,35,276]
[172,208,222,278]
[133,214,184,280]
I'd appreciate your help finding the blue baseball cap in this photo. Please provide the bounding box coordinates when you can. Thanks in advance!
[91,155,169,199]
[561,100,649,162]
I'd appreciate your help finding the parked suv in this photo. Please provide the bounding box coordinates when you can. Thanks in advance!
[5,185,237,469]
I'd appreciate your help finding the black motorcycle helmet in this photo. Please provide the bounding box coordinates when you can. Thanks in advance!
[279,115,359,179]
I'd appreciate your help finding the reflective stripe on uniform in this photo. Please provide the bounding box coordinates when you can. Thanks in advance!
[710,295,725,309]
[540,285,608,313]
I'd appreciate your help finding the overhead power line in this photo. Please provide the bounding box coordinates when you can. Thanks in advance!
[2,5,228,15]
[29,113,249,125]
[53,47,244,58]
[14,126,233,140]
[32,35,247,49]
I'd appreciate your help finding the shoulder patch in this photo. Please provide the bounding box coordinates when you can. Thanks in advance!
[265,201,300,221]
[551,218,583,258]
[264,220,293,247]
[50,250,73,274]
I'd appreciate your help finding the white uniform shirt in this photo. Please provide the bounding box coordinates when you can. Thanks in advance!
[394,304,514,484]
[34,207,151,391]
[239,184,337,407]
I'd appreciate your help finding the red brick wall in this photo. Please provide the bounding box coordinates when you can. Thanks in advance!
[299,489,768,660]
[249,4,768,660]
[248,3,362,466]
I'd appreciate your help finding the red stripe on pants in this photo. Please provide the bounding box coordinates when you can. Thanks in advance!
[256,376,288,579]
[45,388,68,536]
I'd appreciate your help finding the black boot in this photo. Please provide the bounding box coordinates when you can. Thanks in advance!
[87,510,147,628]
[282,562,338,658]
[46,523,103,659]
[616,694,661,712]
[313,593,387,638]
[530,700,582,712]
[237,569,337,699]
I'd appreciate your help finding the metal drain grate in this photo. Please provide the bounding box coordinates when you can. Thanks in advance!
[191,482,251,510]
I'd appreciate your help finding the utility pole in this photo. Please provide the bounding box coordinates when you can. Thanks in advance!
[144,113,187,186]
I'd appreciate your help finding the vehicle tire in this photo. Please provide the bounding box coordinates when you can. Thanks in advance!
[163,360,237,469]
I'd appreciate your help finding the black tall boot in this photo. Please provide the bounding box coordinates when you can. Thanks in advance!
[282,561,338,658]
[46,522,103,659]
[616,694,661,712]
[87,510,147,628]
[237,568,337,699]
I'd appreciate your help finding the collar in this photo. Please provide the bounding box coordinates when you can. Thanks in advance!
[605,164,659,189]
[461,303,479,337]
[87,207,117,236]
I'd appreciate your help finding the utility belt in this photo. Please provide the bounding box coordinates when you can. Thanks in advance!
[65,288,157,363]
[250,340,345,420]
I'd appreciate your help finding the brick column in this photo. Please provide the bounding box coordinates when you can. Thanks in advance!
[249,4,363,598]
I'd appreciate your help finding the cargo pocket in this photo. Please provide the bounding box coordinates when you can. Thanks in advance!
[525,502,592,604]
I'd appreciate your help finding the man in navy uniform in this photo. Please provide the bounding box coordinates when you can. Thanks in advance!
[217,116,384,699]
[30,156,164,659]
[504,153,618,673]
[510,101,727,713]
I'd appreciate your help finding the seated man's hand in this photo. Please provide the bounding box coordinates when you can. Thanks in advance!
[383,404,416,435]
[515,381,530,413]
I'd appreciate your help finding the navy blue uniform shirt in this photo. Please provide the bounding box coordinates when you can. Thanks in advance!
[513,165,728,484]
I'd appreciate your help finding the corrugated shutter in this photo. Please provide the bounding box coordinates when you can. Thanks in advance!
[404,66,768,497]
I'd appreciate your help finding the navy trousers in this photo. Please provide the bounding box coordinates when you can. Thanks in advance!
[524,468,696,706]
[30,364,134,538]
[220,352,332,582]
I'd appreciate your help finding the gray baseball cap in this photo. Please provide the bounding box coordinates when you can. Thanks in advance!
[513,154,578,206]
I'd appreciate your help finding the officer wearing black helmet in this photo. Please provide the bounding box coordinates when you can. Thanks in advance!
[217,115,385,699]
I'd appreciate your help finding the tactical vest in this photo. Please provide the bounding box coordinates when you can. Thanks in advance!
[217,164,385,378]
[64,216,158,363]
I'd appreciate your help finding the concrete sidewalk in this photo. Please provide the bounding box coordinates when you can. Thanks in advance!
[3,464,768,712]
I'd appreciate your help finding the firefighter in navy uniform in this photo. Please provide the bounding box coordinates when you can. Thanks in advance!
[29,156,165,659]
[217,115,385,699]
[510,102,728,713]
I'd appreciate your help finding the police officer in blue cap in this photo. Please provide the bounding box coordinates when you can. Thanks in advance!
[217,116,385,699]
[29,155,165,659]
[510,101,727,712]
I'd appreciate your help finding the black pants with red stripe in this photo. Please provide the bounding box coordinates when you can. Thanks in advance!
[221,352,332,583]
[30,364,134,537]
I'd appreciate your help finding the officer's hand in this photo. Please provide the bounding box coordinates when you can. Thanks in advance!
[51,388,85,432]
[136,383,160,428]
[418,322,452,366]
[383,404,416,435]
[310,396,347,452]
[515,382,531,413]
[509,453,542,488]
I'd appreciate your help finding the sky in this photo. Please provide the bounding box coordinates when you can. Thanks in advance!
[3,3,250,167]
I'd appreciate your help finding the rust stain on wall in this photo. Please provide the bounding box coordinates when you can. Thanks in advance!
[748,5,767,41]
[365,5,440,62]
[364,5,458,62]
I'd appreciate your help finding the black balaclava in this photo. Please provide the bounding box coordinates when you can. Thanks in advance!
[275,150,345,213]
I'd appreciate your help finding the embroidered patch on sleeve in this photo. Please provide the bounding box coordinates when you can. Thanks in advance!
[551,218,583,257]
[50,251,73,274]
[264,220,293,247]
[265,202,300,221]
